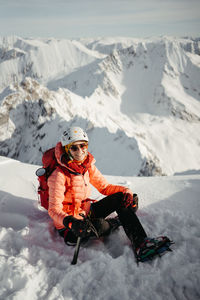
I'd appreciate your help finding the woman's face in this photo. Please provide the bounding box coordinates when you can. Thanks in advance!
[68,141,88,161]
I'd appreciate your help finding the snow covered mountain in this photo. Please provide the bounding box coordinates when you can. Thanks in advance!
[0,36,200,176]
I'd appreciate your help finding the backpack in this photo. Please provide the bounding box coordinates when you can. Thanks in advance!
[35,147,69,210]
[36,147,59,210]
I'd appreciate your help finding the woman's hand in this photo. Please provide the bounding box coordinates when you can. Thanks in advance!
[132,193,138,212]
[123,193,138,212]
[63,215,89,238]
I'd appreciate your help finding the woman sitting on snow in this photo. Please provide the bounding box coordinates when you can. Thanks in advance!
[47,126,172,262]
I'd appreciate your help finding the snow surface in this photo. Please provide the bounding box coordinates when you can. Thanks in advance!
[0,156,200,300]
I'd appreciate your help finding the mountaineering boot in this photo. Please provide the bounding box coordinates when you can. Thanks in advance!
[106,216,122,233]
[91,216,121,237]
[135,236,174,262]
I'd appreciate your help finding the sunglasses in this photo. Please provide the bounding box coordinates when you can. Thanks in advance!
[69,143,88,152]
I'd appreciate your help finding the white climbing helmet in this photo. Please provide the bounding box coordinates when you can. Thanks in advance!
[61,126,89,146]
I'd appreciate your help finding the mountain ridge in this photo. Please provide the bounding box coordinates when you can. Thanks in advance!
[0,36,200,176]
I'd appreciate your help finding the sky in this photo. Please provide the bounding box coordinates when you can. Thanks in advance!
[0,0,200,39]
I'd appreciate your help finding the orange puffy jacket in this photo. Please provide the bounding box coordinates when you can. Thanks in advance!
[48,142,132,229]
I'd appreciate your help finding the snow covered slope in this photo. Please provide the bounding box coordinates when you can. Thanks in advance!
[0,157,200,300]
[0,36,200,176]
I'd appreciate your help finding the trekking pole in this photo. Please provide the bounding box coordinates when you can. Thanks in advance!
[71,236,81,265]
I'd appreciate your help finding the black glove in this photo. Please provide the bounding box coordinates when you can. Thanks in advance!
[132,193,138,212]
[63,215,90,238]
[122,193,138,212]
[123,193,133,208]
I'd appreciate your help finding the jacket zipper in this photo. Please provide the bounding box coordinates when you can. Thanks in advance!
[82,174,88,186]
